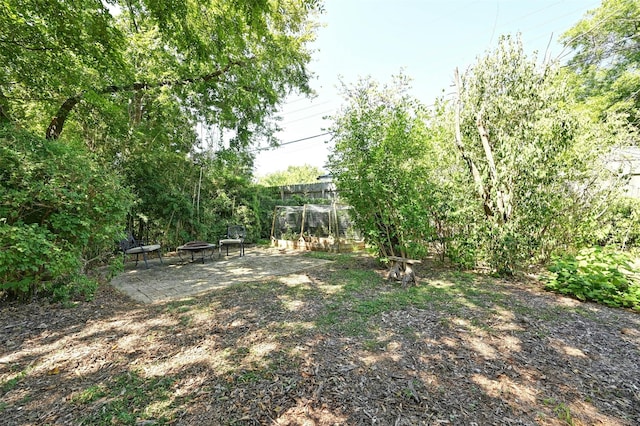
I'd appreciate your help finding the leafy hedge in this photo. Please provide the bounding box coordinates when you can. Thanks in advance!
[0,126,133,300]
[545,247,640,311]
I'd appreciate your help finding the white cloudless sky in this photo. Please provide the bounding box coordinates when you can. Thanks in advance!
[252,0,601,178]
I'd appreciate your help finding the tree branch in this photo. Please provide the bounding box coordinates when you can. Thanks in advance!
[46,95,82,140]
[476,111,510,223]
[453,68,493,218]
[45,60,243,139]
[0,89,12,123]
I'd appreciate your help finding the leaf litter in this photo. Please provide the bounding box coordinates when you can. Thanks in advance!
[0,255,639,425]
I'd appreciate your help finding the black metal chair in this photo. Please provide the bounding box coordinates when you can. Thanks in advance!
[218,225,246,257]
[119,232,163,269]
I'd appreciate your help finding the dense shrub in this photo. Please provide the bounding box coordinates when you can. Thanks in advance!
[591,197,640,249]
[0,126,133,300]
[545,247,640,311]
[329,75,457,259]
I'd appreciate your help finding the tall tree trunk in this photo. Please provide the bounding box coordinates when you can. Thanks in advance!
[476,113,511,223]
[453,68,494,218]
[0,89,11,123]
[129,90,144,125]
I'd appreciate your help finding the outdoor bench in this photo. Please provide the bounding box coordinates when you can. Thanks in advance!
[387,256,422,287]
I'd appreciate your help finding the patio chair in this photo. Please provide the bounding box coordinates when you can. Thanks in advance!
[219,225,246,257]
[119,232,163,269]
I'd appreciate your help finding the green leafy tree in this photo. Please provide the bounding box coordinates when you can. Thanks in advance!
[1,0,322,146]
[561,0,640,130]
[0,0,127,126]
[452,35,631,273]
[0,0,323,296]
[259,164,325,186]
[328,75,458,259]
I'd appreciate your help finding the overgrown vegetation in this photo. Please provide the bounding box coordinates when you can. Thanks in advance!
[328,74,454,260]
[545,247,640,311]
[2,0,640,311]
[257,164,326,187]
[0,0,323,300]
[0,127,132,300]
[329,35,634,276]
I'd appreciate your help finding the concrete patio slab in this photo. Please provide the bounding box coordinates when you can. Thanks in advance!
[110,247,332,304]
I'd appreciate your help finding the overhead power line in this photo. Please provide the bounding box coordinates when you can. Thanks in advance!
[282,109,336,125]
[283,99,337,115]
[250,132,331,153]
[278,132,331,147]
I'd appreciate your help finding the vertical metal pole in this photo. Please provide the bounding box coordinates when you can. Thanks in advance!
[334,202,340,253]
[300,204,307,239]
[271,206,278,242]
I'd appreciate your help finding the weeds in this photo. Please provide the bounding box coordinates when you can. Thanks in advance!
[74,371,177,425]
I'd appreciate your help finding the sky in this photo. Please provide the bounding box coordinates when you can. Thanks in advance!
[252,0,602,178]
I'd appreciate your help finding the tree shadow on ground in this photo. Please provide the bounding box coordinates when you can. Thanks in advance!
[1,254,639,425]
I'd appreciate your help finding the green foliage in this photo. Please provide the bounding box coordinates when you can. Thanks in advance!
[452,35,630,273]
[73,371,177,425]
[0,0,322,272]
[329,74,458,259]
[45,274,100,303]
[545,247,640,310]
[1,0,321,145]
[562,0,640,130]
[0,0,127,126]
[590,196,640,248]
[0,224,78,297]
[1,368,29,395]
[258,164,325,186]
[0,126,133,300]
[326,35,634,274]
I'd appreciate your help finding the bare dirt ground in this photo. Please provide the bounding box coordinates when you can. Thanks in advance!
[1,253,639,425]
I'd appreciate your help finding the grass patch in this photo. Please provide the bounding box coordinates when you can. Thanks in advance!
[315,302,341,326]
[72,384,108,404]
[303,251,353,264]
[309,255,523,338]
[235,370,263,383]
[282,282,323,299]
[162,299,197,314]
[362,338,385,352]
[1,368,29,395]
[75,371,177,425]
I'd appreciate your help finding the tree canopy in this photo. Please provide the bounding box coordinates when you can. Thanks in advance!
[452,35,630,272]
[561,0,640,129]
[0,0,323,300]
[258,164,325,186]
[1,0,322,149]
[329,74,458,259]
[329,35,635,273]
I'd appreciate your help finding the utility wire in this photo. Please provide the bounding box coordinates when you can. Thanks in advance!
[555,4,625,62]
[282,109,336,125]
[278,132,331,147]
[263,2,607,154]
[250,132,331,153]
[282,99,337,115]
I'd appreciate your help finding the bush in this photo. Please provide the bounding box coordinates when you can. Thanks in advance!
[0,126,133,300]
[592,197,640,249]
[545,247,640,311]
